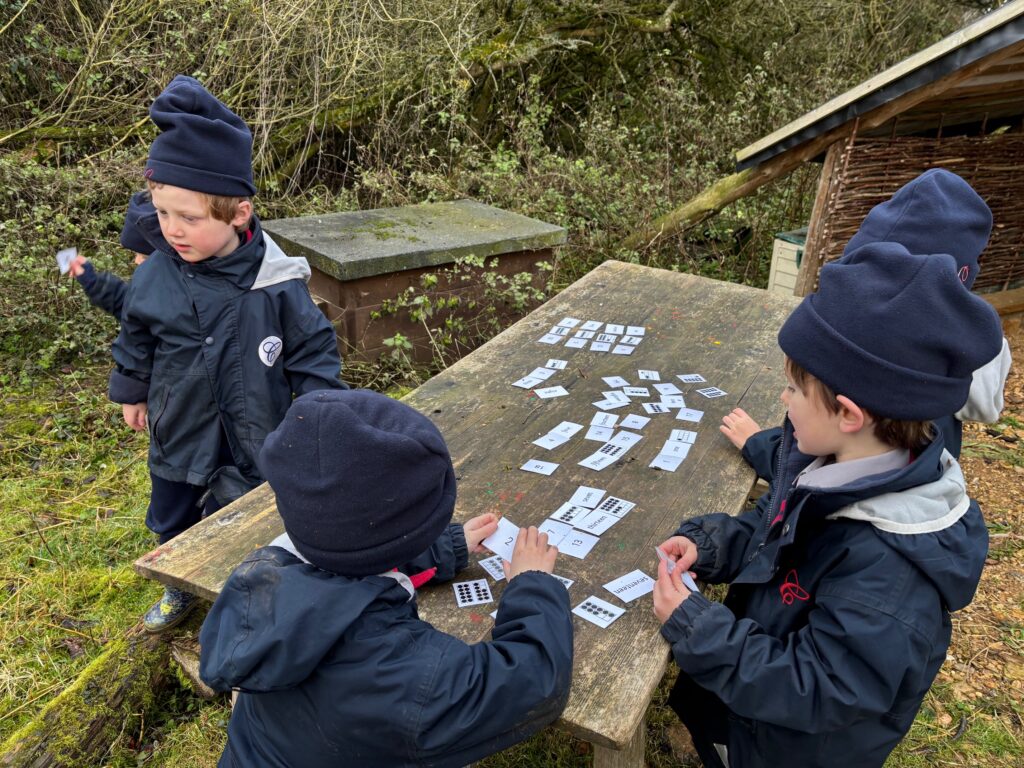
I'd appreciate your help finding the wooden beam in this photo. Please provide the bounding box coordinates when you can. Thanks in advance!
[795,141,845,296]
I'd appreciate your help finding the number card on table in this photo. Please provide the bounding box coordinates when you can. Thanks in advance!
[453,579,493,607]
[573,596,626,628]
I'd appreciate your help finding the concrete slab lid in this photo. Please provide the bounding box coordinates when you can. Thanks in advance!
[262,198,567,282]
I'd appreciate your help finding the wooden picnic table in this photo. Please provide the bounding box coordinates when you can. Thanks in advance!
[135,260,800,767]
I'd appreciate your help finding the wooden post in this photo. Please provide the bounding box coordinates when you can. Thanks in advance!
[592,718,646,768]
[793,140,845,296]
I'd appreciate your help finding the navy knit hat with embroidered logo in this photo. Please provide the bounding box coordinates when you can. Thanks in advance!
[144,75,256,197]
[779,241,1003,421]
[259,389,456,576]
[842,168,991,290]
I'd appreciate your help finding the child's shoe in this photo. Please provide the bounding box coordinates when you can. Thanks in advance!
[143,586,197,632]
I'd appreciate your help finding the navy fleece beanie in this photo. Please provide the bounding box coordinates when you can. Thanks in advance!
[118,191,155,254]
[144,75,256,197]
[842,168,991,289]
[260,389,456,576]
[779,241,1003,421]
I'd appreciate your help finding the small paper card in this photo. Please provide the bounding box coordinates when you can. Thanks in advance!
[611,345,635,355]
[585,425,614,442]
[532,432,569,450]
[557,530,601,559]
[568,485,605,508]
[678,374,706,383]
[574,510,620,536]
[527,367,557,380]
[482,517,520,561]
[578,450,618,471]
[453,579,493,607]
[56,247,77,275]
[590,341,611,352]
[593,399,628,411]
[696,386,728,398]
[619,414,650,430]
[658,441,692,459]
[551,421,584,438]
[596,333,618,344]
[549,326,571,336]
[594,495,636,517]
[626,325,646,336]
[653,382,682,395]
[637,370,660,380]
[565,337,587,348]
[591,412,619,427]
[649,454,684,472]
[642,402,670,414]
[676,408,705,423]
[557,317,581,328]
[513,375,547,389]
[534,386,569,399]
[580,320,603,331]
[552,574,575,589]
[574,330,596,339]
[605,323,626,335]
[521,459,558,475]
[573,596,625,628]
[622,387,650,398]
[537,518,573,545]
[538,334,563,344]
[669,429,698,444]
[602,376,629,388]
[479,555,506,581]
[620,336,643,345]
[546,359,568,370]
[550,503,592,525]
[608,430,643,449]
[660,395,687,408]
[655,548,701,592]
[603,569,655,602]
[602,391,630,403]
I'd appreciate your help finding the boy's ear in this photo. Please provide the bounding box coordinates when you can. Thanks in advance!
[230,199,253,229]
[835,395,870,434]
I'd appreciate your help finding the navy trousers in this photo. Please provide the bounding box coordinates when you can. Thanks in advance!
[668,670,730,768]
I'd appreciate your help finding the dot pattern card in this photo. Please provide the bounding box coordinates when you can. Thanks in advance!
[546,359,568,370]
[573,596,626,628]
[550,503,592,525]
[638,370,660,380]
[479,555,506,581]
[678,374,706,383]
[696,386,728,398]
[595,496,636,517]
[642,402,670,414]
[454,579,493,607]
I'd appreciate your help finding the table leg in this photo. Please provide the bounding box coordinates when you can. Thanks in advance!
[592,718,646,768]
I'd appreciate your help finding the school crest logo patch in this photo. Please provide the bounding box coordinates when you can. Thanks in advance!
[258,336,283,367]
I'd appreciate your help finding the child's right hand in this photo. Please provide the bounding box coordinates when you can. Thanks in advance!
[720,407,761,450]
[656,535,700,574]
[123,402,148,431]
[463,513,499,553]
[68,254,88,278]
[503,526,558,580]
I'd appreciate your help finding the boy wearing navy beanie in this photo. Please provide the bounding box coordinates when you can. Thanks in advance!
[200,389,574,768]
[107,76,344,630]
[652,240,1003,767]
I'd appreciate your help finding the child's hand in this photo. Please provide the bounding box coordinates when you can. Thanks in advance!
[653,558,692,623]
[503,526,558,580]
[463,513,499,553]
[657,535,700,574]
[720,408,761,450]
[68,254,88,278]
[123,402,148,431]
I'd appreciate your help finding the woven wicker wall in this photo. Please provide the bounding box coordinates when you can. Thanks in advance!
[808,134,1024,294]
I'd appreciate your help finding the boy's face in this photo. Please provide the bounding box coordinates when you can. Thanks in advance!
[780,371,843,457]
[150,184,247,262]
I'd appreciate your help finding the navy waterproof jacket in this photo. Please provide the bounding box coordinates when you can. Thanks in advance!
[108,211,342,501]
[662,421,988,767]
[199,526,574,768]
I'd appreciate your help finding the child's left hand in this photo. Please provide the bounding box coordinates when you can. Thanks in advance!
[463,513,499,553]
[653,558,692,623]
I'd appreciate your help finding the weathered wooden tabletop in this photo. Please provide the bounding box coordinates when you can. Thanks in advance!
[135,260,800,755]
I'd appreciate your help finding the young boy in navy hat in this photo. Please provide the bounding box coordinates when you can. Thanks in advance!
[200,388,574,768]
[652,239,1003,767]
[107,75,343,631]
[721,168,1011,459]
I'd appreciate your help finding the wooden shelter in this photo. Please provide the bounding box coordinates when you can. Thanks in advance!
[736,0,1024,314]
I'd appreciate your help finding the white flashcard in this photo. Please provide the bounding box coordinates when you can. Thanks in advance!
[609,430,643,449]
[678,374,706,383]
[638,370,660,381]
[482,517,520,561]
[602,376,630,388]
[479,555,506,581]
[527,367,557,380]
[696,387,728,398]
[669,429,698,444]
[605,323,626,335]
[546,359,568,370]
[513,375,547,389]
[581,320,603,331]
[603,569,655,602]
[573,596,625,628]
[56,247,77,275]
[533,432,568,450]
[552,421,584,438]
[552,574,575,590]
[590,342,611,352]
[557,317,581,328]
[550,503,592,525]
[659,441,692,459]
[626,326,646,336]
[611,345,635,355]
[538,334,563,345]
[537,518,573,546]
[676,408,705,423]
[621,336,643,345]
[622,387,650,398]
[454,579,493,607]
[568,486,605,508]
[602,391,630,403]
[654,383,682,395]
[578,451,618,471]
[595,496,636,517]
[521,459,558,475]
[557,530,601,559]
[642,402,670,414]
[549,326,570,336]
[591,412,619,427]
[660,395,687,408]
[619,414,650,430]
[585,425,614,442]
[534,386,569,399]
[575,510,620,536]
[596,333,618,343]
[565,337,587,349]
[593,399,628,411]
[655,548,701,592]
[490,610,498,619]
[649,454,684,472]
[574,330,596,339]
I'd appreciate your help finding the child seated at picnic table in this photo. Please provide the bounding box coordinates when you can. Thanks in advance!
[652,237,1003,767]
[199,388,574,768]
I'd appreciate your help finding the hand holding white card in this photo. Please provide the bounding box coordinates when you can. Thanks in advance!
[56,247,77,275]
[656,547,700,592]
[482,517,520,561]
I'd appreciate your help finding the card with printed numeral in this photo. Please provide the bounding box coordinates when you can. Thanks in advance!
[611,345,635,355]
[453,579,493,608]
[678,374,706,383]
[573,596,626,628]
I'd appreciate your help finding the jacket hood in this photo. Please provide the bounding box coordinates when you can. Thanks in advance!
[199,546,412,692]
